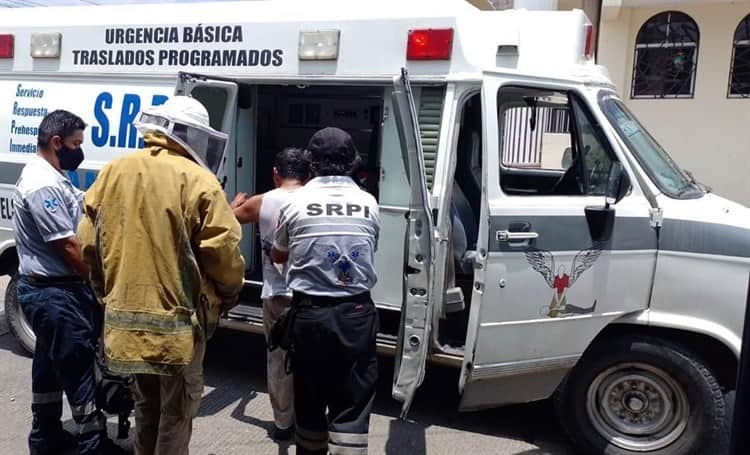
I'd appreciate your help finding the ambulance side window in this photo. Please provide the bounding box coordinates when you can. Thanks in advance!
[499,90,572,171]
[497,86,616,196]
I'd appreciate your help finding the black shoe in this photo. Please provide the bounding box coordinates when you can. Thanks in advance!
[96,437,129,455]
[30,430,77,455]
[53,429,77,452]
[271,425,294,442]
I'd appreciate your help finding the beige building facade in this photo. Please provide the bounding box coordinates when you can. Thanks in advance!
[597,1,750,206]
[470,0,750,206]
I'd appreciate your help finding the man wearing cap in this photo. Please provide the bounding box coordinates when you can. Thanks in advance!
[14,110,125,455]
[79,96,245,455]
[271,127,380,455]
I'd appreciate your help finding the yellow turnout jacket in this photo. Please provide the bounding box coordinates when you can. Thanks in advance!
[79,133,245,375]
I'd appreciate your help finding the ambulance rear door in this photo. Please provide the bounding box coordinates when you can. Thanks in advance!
[391,68,437,418]
[175,72,250,260]
[174,72,239,188]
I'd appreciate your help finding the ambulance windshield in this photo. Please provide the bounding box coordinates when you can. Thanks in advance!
[599,94,701,199]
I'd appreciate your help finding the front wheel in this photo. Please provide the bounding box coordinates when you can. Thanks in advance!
[556,335,726,455]
[5,274,36,355]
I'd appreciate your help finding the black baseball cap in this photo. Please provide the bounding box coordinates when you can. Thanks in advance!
[307,127,359,176]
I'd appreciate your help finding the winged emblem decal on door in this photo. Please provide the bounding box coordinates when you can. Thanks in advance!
[525,244,603,318]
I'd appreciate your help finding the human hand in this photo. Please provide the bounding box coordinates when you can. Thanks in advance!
[230,192,250,209]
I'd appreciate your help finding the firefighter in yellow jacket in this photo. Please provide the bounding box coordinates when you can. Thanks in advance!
[78,96,245,455]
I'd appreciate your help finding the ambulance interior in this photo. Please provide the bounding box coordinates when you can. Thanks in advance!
[214,81,481,354]
[226,83,396,331]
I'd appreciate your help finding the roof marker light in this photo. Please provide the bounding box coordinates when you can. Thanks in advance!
[31,32,62,59]
[0,34,14,59]
[299,30,340,61]
[407,28,453,61]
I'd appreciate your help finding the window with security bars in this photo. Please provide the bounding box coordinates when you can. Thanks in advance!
[729,14,750,98]
[501,105,571,169]
[632,11,699,99]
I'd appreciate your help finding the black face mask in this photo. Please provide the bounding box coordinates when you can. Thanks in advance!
[56,144,84,171]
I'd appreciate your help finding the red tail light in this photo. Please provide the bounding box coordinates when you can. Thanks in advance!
[0,34,14,59]
[407,28,453,60]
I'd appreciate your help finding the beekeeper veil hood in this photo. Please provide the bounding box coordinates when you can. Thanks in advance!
[134,96,229,178]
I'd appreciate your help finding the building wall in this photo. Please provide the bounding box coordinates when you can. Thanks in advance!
[598,3,750,206]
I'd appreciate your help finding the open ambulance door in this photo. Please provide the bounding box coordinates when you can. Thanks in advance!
[174,72,239,187]
[458,73,493,404]
[391,68,436,418]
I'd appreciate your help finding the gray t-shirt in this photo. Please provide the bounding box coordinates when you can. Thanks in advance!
[259,187,297,299]
[274,176,379,297]
[14,154,84,277]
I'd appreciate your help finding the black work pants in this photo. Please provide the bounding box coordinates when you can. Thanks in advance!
[292,293,379,455]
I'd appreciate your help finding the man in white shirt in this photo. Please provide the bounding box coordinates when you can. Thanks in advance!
[231,147,310,441]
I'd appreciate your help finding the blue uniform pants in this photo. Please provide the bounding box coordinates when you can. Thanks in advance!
[18,277,107,455]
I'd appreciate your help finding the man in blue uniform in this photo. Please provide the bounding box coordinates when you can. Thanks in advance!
[271,127,380,455]
[13,110,123,455]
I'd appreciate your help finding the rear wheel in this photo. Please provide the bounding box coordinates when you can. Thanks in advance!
[5,274,36,354]
[557,335,726,455]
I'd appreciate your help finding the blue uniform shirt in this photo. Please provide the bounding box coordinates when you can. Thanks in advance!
[13,154,84,277]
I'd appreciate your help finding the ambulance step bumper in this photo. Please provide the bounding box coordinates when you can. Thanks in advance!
[221,303,400,356]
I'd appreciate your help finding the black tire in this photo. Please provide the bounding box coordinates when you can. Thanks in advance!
[4,274,36,355]
[556,335,726,455]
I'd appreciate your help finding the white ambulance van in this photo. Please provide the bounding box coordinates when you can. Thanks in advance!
[1,1,748,453]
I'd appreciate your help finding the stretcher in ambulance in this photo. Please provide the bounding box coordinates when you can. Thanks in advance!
[0,1,748,453]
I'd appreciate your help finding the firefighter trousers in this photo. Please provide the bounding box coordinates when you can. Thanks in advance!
[132,337,206,455]
[292,292,379,455]
[17,277,107,455]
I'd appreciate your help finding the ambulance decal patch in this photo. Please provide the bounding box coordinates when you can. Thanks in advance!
[43,197,59,213]
[327,247,362,285]
[525,244,602,318]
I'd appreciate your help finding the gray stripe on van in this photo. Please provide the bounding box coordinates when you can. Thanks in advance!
[0,162,24,185]
[660,219,750,258]
[487,215,750,258]
[488,215,656,253]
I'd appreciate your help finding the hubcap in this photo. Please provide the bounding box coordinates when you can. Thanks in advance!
[586,363,689,452]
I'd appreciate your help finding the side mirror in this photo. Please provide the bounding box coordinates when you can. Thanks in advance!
[605,162,631,207]
[585,162,630,243]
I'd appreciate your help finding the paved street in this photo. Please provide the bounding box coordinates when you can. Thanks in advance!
[0,276,575,455]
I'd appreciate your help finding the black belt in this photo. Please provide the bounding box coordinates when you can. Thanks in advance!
[292,291,371,307]
[23,275,85,286]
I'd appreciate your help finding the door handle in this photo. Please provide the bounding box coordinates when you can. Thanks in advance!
[496,230,539,242]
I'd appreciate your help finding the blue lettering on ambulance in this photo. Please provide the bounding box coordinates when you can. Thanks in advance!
[66,171,79,188]
[91,92,113,147]
[91,92,170,151]
[84,171,97,190]
[118,94,141,149]
[66,170,98,190]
